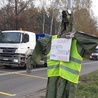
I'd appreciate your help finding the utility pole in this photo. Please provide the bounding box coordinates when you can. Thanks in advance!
[67,0,72,9]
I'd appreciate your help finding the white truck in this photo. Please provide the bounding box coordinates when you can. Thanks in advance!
[0,30,47,68]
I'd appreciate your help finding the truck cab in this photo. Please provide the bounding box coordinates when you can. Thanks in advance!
[0,30,36,68]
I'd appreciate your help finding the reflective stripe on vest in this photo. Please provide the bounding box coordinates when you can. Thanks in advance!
[47,64,79,75]
[47,35,83,84]
[47,56,81,64]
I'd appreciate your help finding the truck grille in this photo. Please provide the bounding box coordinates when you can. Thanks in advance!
[0,47,17,53]
[0,47,17,60]
[0,47,24,65]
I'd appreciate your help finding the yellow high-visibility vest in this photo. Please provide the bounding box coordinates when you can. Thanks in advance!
[47,35,83,83]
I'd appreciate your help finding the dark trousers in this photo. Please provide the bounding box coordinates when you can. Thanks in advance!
[46,76,77,98]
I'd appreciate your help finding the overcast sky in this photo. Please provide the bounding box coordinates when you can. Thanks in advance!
[92,0,98,17]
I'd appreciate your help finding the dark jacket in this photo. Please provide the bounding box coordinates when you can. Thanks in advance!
[31,31,98,65]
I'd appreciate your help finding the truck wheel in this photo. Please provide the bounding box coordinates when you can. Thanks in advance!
[4,65,12,68]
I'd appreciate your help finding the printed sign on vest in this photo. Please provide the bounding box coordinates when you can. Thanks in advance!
[50,38,72,62]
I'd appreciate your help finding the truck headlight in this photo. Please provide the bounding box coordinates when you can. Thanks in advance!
[13,59,18,62]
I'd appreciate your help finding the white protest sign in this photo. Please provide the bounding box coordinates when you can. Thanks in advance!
[50,38,72,62]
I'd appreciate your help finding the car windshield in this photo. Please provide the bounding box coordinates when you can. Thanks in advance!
[0,32,21,43]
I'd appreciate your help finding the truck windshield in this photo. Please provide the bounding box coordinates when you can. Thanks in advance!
[0,32,21,43]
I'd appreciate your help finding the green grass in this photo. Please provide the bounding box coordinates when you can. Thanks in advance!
[76,70,98,98]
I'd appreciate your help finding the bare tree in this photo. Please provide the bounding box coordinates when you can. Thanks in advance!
[73,0,97,34]
[14,0,33,29]
[48,0,67,34]
[0,0,97,35]
[34,0,50,33]
[0,0,34,30]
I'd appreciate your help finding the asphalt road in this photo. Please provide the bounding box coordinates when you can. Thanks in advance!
[0,60,98,98]
[0,66,47,98]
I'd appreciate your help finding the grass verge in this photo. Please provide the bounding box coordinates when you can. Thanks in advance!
[76,70,98,98]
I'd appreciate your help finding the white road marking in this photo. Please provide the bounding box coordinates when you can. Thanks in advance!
[0,68,47,76]
[0,68,47,97]
[0,61,98,76]
[0,92,16,96]
[82,61,98,65]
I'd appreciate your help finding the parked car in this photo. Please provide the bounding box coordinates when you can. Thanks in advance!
[90,46,98,60]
